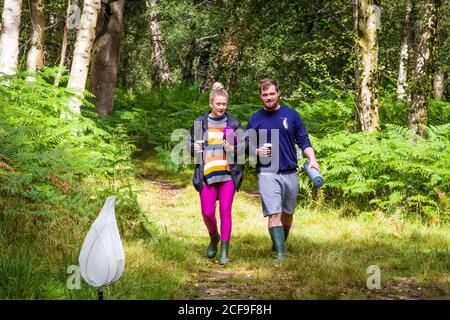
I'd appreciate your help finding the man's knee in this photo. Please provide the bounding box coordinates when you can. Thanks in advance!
[268,213,282,223]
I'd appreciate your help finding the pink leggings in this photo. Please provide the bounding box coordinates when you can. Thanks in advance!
[200,180,235,241]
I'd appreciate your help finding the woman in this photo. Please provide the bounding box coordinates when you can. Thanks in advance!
[190,82,244,264]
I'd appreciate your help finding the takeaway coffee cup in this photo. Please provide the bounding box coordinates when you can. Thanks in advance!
[263,143,272,156]
[195,140,205,153]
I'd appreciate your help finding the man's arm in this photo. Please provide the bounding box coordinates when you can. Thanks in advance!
[303,147,320,172]
[294,111,320,172]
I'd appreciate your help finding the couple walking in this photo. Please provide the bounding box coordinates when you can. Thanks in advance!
[189,78,320,264]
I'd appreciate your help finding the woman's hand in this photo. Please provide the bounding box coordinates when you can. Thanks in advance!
[223,140,234,153]
[194,142,203,153]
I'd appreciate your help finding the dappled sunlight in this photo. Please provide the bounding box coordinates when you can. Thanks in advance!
[133,165,449,299]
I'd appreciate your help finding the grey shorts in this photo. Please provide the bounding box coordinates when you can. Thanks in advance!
[258,172,299,217]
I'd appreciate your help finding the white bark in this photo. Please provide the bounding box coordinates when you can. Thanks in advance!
[26,0,46,82]
[147,0,171,87]
[355,1,381,132]
[63,0,101,117]
[433,69,445,101]
[54,23,68,87]
[396,0,412,101]
[0,0,23,75]
[408,0,440,136]
[54,0,73,87]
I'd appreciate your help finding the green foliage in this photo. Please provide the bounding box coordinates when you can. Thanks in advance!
[300,124,450,220]
[0,69,137,218]
[293,91,356,136]
[105,86,449,221]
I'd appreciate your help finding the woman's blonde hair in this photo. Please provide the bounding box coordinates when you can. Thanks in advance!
[209,82,228,102]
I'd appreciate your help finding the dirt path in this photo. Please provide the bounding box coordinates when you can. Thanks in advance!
[137,174,447,300]
[139,174,256,300]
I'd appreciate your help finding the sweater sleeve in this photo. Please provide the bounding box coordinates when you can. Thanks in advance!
[294,111,312,150]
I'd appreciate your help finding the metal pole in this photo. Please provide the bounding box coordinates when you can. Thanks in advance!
[98,287,104,300]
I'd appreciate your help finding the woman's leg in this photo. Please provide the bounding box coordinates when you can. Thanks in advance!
[200,183,219,236]
[218,180,235,241]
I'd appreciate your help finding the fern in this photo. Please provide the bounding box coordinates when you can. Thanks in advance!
[0,69,138,218]
[301,123,450,221]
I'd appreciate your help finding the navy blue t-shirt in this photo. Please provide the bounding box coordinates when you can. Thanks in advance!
[247,105,312,173]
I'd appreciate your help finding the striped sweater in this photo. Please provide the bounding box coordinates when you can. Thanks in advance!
[204,115,232,185]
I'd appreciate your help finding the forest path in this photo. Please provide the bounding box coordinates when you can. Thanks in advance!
[138,174,264,299]
[135,165,449,300]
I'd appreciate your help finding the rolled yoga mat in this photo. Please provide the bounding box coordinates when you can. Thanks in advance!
[303,162,324,187]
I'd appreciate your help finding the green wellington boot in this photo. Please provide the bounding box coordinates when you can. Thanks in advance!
[269,226,286,260]
[207,234,220,259]
[219,240,230,264]
[272,227,290,252]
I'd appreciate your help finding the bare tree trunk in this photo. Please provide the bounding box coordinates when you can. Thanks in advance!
[433,68,445,100]
[0,0,23,75]
[63,0,101,118]
[26,0,45,76]
[396,0,412,101]
[433,14,447,101]
[89,0,126,117]
[407,0,442,136]
[54,23,68,87]
[354,0,381,132]
[54,1,75,87]
[147,0,171,88]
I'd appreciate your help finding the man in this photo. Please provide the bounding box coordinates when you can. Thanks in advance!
[247,78,320,260]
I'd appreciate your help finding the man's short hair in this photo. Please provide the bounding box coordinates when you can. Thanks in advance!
[258,78,279,93]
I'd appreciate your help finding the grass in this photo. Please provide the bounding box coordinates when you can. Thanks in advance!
[0,155,448,299]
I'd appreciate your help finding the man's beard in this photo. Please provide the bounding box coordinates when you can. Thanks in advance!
[264,101,279,110]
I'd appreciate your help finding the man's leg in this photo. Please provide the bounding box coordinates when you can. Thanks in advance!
[259,173,285,260]
[281,213,293,242]
[268,214,286,260]
[280,172,299,247]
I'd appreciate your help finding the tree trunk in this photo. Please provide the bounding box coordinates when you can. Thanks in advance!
[147,0,171,88]
[89,0,126,117]
[354,0,381,132]
[54,23,68,87]
[63,0,101,118]
[54,0,75,87]
[396,0,412,101]
[433,12,447,101]
[407,0,442,136]
[26,0,45,75]
[433,68,445,101]
[0,0,23,75]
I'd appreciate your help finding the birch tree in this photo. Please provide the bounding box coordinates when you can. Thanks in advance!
[26,0,46,75]
[396,0,412,101]
[433,14,447,101]
[407,0,442,136]
[354,0,381,132]
[63,0,101,117]
[0,0,23,76]
[147,0,171,88]
[54,0,80,87]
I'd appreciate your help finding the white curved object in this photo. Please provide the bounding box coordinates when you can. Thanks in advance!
[79,196,125,287]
